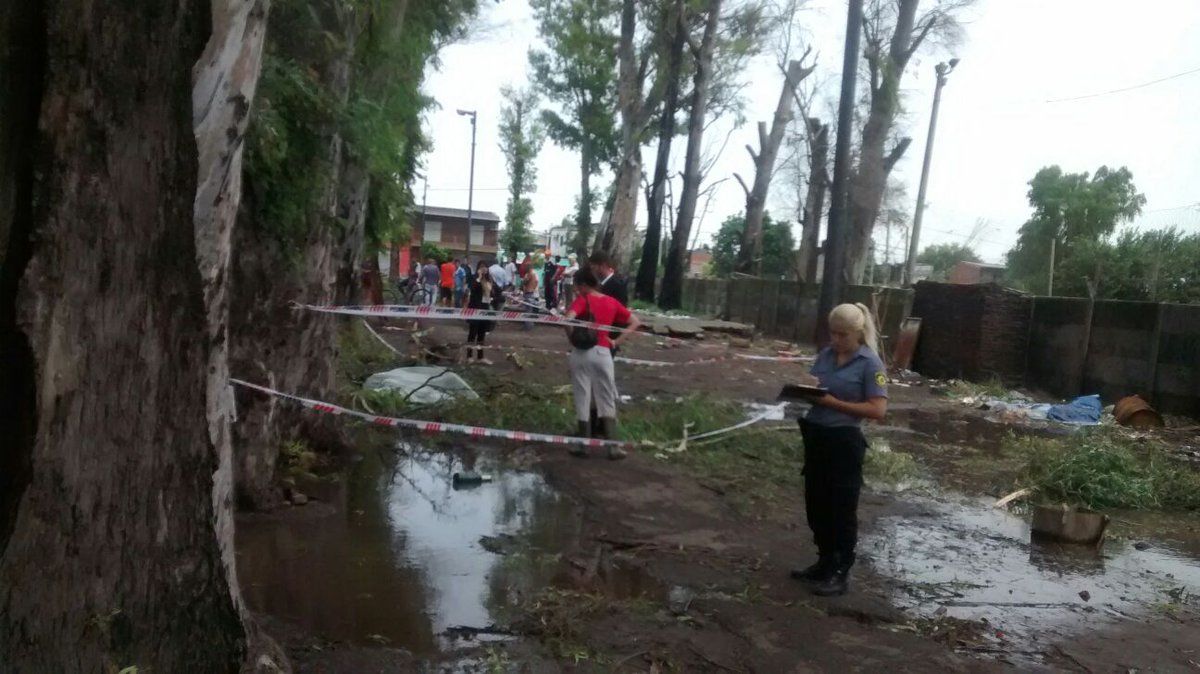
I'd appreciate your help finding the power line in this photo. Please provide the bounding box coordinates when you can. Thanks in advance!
[1046,65,1200,103]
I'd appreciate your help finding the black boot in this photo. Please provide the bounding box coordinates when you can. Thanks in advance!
[600,418,626,460]
[811,553,853,597]
[569,421,590,457]
[790,554,834,582]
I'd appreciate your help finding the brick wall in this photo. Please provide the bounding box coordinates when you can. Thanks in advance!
[911,282,1030,383]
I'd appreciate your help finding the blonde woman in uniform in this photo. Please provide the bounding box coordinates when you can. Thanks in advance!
[792,303,888,596]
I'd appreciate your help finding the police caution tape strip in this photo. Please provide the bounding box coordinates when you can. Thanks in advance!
[473,343,811,367]
[230,378,636,450]
[301,303,634,334]
[230,379,787,452]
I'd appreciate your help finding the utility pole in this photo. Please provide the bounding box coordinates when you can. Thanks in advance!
[815,0,864,344]
[1047,236,1056,296]
[457,109,478,261]
[904,59,959,286]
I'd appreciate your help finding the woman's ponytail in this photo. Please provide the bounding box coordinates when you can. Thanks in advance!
[853,302,879,355]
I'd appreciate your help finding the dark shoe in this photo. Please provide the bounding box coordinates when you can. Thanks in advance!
[811,570,849,597]
[790,556,834,582]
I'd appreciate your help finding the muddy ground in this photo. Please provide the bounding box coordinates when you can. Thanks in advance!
[237,319,1200,673]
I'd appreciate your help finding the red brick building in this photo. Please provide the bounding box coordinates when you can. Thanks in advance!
[392,205,502,277]
[949,261,1006,285]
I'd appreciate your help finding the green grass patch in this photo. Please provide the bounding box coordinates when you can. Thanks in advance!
[942,377,1012,401]
[1007,428,1200,511]
[864,447,921,486]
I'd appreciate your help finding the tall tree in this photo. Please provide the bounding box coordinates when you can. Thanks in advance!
[498,85,545,259]
[1005,165,1145,292]
[529,0,620,257]
[1,0,270,669]
[232,0,478,508]
[1053,227,1200,303]
[844,0,972,282]
[659,0,722,310]
[795,116,830,283]
[734,54,815,275]
[593,0,669,272]
[635,0,687,301]
[917,242,979,280]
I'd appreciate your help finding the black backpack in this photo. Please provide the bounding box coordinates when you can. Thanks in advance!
[568,296,599,350]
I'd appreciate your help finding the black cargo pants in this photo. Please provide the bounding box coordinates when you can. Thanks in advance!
[799,419,867,564]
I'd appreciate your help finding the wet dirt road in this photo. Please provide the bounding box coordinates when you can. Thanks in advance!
[238,321,1200,672]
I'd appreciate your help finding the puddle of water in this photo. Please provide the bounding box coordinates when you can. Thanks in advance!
[236,444,580,655]
[865,494,1200,644]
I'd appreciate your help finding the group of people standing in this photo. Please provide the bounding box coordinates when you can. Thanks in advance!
[430,248,886,598]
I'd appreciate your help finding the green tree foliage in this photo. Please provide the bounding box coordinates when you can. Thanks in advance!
[528,0,619,255]
[1052,228,1200,303]
[917,242,980,280]
[710,213,795,278]
[1005,165,1146,292]
[498,86,545,259]
[245,0,479,256]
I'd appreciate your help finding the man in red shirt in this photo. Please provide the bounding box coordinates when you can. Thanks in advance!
[439,257,458,306]
[563,267,641,459]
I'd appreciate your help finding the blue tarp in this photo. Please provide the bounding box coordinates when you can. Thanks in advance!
[1046,394,1102,425]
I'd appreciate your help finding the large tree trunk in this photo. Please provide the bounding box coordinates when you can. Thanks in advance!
[797,117,829,284]
[846,0,925,282]
[598,0,650,274]
[635,0,686,302]
[230,0,356,510]
[574,143,594,257]
[660,0,722,310]
[335,155,369,304]
[0,0,269,669]
[735,58,814,275]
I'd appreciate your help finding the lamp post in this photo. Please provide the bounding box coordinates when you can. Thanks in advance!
[904,58,959,286]
[457,109,477,262]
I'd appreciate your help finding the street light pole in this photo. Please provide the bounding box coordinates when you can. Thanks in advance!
[904,59,958,286]
[457,109,477,261]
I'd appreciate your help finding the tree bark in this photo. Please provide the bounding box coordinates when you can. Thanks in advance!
[846,0,926,282]
[659,0,722,310]
[574,142,594,257]
[0,0,270,669]
[797,117,829,283]
[735,58,814,276]
[229,0,356,510]
[635,0,686,302]
[598,0,658,274]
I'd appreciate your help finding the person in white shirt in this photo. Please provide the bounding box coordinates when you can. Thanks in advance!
[488,260,510,289]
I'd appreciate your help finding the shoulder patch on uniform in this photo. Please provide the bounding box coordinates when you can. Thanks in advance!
[875,372,887,386]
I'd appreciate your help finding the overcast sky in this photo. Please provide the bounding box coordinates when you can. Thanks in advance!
[418,0,1200,265]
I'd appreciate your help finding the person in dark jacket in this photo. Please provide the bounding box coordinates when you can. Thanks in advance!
[791,303,888,597]
[462,262,503,365]
[588,251,628,306]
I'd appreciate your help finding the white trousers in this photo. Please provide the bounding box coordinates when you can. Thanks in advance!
[569,346,618,421]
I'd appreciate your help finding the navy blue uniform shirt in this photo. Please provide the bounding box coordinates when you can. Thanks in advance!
[805,345,888,427]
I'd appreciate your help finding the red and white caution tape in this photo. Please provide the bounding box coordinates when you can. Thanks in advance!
[231,379,635,450]
[478,343,809,366]
[302,303,641,334]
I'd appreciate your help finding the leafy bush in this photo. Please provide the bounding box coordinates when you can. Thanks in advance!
[1009,429,1200,510]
